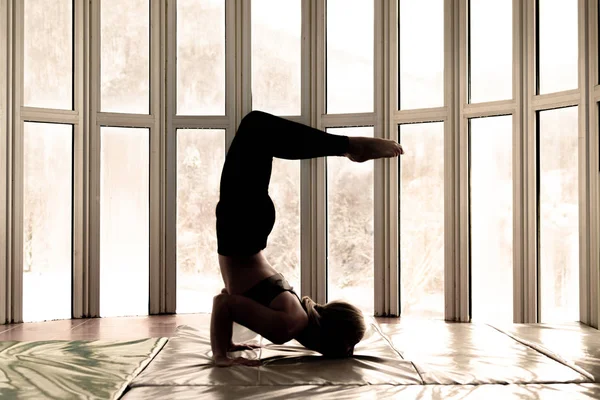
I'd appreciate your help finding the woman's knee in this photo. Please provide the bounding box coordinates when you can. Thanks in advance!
[239,111,269,132]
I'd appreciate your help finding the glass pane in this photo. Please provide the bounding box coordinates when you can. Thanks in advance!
[177,0,225,115]
[470,116,513,322]
[399,123,444,318]
[100,127,149,317]
[251,0,301,115]
[101,0,150,113]
[399,0,444,109]
[538,0,578,94]
[262,158,301,296]
[177,129,225,313]
[469,0,512,103]
[539,107,579,322]
[23,0,73,109]
[326,0,374,114]
[327,127,374,315]
[23,123,72,322]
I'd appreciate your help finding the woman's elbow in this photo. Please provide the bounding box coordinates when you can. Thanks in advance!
[212,293,229,310]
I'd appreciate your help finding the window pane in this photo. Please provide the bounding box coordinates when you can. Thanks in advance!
[177,129,225,313]
[399,0,444,109]
[100,127,149,317]
[177,0,225,115]
[327,127,374,315]
[399,123,444,318]
[469,0,512,103]
[251,0,301,115]
[539,107,579,322]
[262,158,301,296]
[101,0,150,113]
[326,0,374,114]
[24,0,73,109]
[23,123,72,322]
[538,0,578,94]
[470,116,513,322]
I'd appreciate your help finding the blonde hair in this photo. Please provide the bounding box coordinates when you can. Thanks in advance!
[301,296,366,357]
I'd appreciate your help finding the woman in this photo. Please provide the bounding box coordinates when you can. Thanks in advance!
[211,111,404,367]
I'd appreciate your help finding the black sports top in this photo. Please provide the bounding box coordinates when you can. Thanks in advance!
[242,273,302,307]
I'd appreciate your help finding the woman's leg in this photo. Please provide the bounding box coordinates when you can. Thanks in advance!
[235,111,350,160]
[216,111,402,256]
[219,111,349,198]
[216,111,350,256]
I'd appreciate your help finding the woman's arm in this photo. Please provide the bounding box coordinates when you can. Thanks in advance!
[210,293,306,366]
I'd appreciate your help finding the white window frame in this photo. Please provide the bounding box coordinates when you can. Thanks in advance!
[391,0,461,320]
[163,0,238,313]
[1,0,598,325]
[588,0,600,329]
[7,0,85,322]
[0,0,8,323]
[88,0,163,317]
[313,0,388,313]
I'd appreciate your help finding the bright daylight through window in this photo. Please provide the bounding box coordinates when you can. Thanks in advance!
[16,0,588,324]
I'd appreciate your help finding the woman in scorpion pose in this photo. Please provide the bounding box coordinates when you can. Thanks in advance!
[211,111,404,367]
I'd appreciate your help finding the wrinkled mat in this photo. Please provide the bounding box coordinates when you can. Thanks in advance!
[0,338,166,399]
[124,319,600,399]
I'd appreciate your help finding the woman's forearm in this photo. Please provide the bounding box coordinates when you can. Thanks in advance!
[210,294,233,360]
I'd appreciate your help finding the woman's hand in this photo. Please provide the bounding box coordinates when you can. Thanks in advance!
[213,355,261,367]
[228,341,262,352]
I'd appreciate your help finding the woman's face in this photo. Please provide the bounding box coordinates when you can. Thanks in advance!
[320,339,355,358]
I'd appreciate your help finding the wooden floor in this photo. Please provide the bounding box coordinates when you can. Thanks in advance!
[0,315,401,341]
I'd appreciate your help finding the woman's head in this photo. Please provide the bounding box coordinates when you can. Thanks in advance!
[301,296,366,357]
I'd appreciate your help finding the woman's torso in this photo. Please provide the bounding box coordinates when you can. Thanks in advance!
[218,252,300,311]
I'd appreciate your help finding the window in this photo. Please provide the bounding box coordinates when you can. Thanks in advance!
[177,0,225,115]
[101,0,150,113]
[469,0,512,103]
[251,0,301,115]
[23,123,72,322]
[176,129,225,313]
[326,0,374,114]
[6,0,597,325]
[470,116,513,322]
[399,123,444,318]
[100,127,149,317]
[23,0,73,110]
[538,107,579,322]
[251,0,302,292]
[327,127,374,314]
[399,0,444,109]
[537,0,578,94]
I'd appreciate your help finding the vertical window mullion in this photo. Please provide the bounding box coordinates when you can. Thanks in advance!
[589,0,600,329]
[225,0,236,149]
[443,0,457,321]
[299,0,312,304]
[149,0,163,315]
[164,0,177,315]
[578,0,591,326]
[525,0,538,323]
[512,0,526,323]
[72,0,86,319]
[387,0,400,318]
[458,0,470,322]
[373,0,389,316]
[458,0,471,322]
[11,0,24,323]
[0,0,9,324]
[313,0,327,305]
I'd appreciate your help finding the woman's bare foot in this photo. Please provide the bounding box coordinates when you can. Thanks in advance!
[345,137,404,163]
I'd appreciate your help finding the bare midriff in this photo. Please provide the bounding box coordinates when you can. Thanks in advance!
[218,251,279,295]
